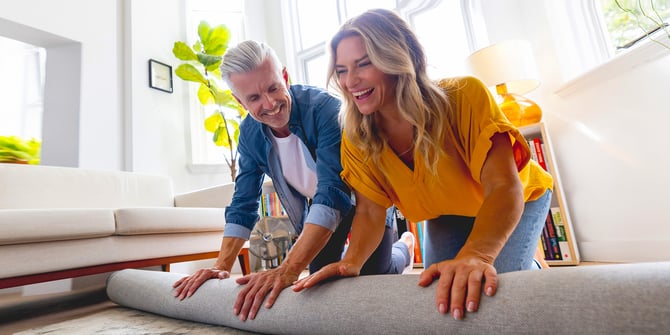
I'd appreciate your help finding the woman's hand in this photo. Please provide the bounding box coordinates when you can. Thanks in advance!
[418,254,498,320]
[172,268,231,300]
[292,261,361,292]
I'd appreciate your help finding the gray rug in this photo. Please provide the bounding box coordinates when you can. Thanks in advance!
[15,306,259,335]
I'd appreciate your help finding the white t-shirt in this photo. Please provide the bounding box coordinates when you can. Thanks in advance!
[270,132,317,198]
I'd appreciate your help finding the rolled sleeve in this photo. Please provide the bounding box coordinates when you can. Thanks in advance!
[223,222,253,240]
[304,203,341,232]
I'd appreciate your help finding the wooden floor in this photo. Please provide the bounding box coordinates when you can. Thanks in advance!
[0,285,112,334]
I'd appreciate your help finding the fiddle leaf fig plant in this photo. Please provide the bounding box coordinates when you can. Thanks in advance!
[172,21,247,180]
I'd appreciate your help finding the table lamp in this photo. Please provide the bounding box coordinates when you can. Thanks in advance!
[465,39,542,127]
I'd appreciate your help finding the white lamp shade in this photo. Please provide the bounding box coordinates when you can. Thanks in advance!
[465,39,540,95]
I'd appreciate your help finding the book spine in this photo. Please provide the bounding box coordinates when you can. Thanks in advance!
[541,221,554,260]
[550,207,573,261]
[544,211,562,260]
[528,139,538,163]
[532,137,547,171]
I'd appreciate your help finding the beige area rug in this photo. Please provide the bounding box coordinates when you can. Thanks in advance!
[14,306,260,335]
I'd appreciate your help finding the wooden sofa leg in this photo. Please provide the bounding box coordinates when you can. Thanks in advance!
[237,247,250,275]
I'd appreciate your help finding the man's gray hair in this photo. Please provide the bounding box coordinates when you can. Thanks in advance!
[220,40,283,90]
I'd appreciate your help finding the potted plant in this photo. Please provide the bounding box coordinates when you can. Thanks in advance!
[172,21,247,181]
[0,135,40,164]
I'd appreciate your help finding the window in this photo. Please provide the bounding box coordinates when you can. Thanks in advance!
[598,0,670,52]
[549,1,669,96]
[185,0,245,167]
[0,36,45,140]
[281,0,482,88]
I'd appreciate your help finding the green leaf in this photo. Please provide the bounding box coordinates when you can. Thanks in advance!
[213,124,231,147]
[197,21,212,45]
[204,24,231,56]
[197,53,222,69]
[175,64,207,84]
[193,40,203,53]
[172,41,197,61]
[197,84,215,105]
[204,112,223,132]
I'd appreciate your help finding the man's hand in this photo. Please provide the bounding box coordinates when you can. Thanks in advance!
[418,255,498,320]
[172,268,231,300]
[292,261,360,292]
[233,265,301,321]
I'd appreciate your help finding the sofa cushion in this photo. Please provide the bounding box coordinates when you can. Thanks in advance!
[114,207,225,235]
[0,209,115,245]
[0,163,175,209]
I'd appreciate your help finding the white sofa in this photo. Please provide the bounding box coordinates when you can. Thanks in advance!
[0,163,237,289]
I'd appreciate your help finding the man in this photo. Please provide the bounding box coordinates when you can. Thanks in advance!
[172,40,413,321]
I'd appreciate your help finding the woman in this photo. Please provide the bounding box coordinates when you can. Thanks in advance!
[293,8,553,321]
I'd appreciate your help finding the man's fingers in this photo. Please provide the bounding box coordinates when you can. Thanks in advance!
[248,284,273,320]
[264,285,282,308]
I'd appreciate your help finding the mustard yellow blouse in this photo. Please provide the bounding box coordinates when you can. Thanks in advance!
[340,76,553,223]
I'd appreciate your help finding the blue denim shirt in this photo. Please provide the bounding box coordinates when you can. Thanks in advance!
[224,85,353,239]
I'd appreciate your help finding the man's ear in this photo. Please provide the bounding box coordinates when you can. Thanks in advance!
[282,67,290,86]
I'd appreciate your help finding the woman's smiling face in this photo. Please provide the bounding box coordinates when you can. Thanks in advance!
[334,35,397,116]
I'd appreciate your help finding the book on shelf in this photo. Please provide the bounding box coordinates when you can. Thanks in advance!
[550,207,574,262]
[531,137,548,171]
[543,210,562,260]
[258,191,286,218]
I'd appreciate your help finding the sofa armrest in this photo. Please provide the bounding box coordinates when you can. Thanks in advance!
[174,183,235,208]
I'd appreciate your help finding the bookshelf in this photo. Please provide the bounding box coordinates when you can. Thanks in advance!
[398,123,580,268]
[519,122,580,266]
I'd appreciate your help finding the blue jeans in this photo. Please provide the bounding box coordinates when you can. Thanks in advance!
[423,190,552,273]
[310,206,409,275]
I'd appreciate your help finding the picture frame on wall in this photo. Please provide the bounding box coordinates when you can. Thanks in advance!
[148,59,173,93]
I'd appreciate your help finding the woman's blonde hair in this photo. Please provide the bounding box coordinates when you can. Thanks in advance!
[327,8,452,172]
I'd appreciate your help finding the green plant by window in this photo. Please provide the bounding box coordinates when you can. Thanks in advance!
[172,21,247,180]
[600,0,670,50]
[0,136,40,164]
